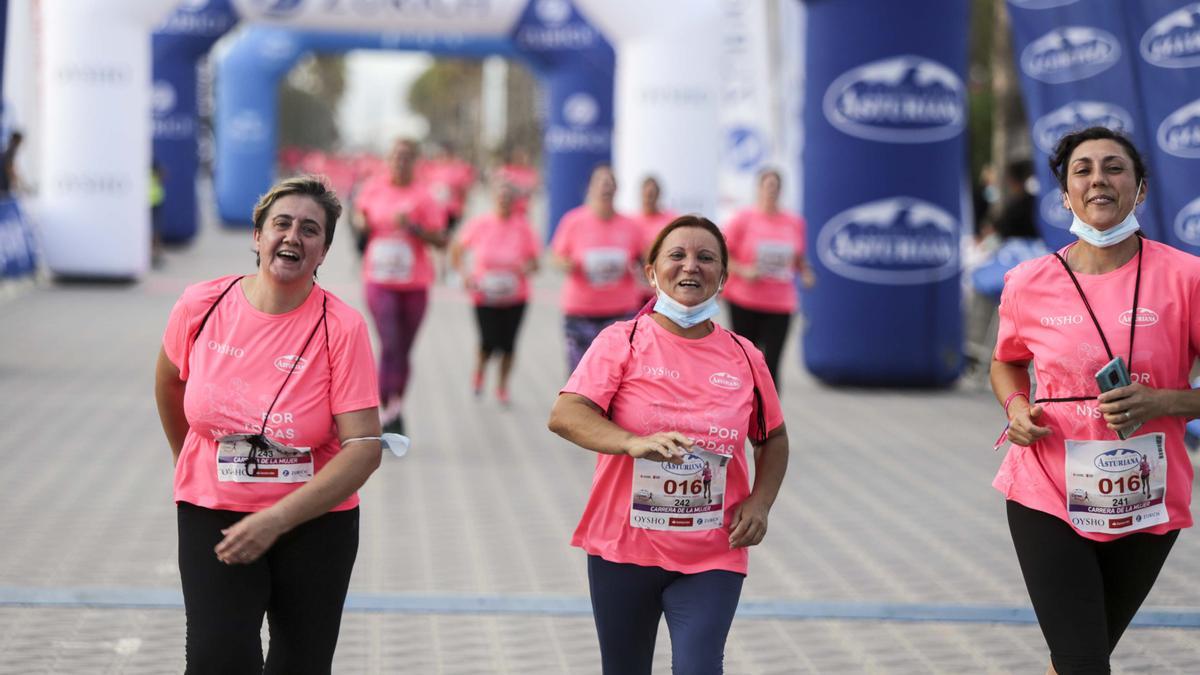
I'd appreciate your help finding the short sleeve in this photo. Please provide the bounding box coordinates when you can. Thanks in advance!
[1189,272,1200,362]
[162,295,195,380]
[457,216,481,249]
[417,190,448,232]
[994,269,1033,363]
[739,335,785,435]
[794,216,808,257]
[561,321,633,413]
[523,220,542,259]
[723,212,747,259]
[551,212,575,259]
[328,310,380,415]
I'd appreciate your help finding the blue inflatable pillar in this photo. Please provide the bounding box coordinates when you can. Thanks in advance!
[801,0,969,386]
[511,1,615,238]
[152,0,238,243]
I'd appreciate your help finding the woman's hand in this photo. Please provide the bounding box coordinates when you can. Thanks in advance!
[1006,399,1052,446]
[728,495,769,548]
[1098,382,1166,434]
[215,509,287,565]
[623,431,693,464]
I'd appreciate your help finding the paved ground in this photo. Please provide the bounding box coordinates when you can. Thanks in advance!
[2,193,1199,673]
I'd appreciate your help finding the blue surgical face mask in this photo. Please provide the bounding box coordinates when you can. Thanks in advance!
[652,272,721,329]
[1067,180,1143,248]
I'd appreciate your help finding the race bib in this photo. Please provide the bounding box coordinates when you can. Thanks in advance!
[478,271,520,303]
[756,240,795,281]
[367,237,415,284]
[217,434,313,484]
[630,449,728,532]
[582,248,628,287]
[1065,433,1167,534]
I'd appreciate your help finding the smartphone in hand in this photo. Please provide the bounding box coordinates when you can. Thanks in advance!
[1095,356,1140,440]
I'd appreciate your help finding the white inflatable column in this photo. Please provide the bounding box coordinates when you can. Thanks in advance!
[574,0,722,217]
[38,0,174,278]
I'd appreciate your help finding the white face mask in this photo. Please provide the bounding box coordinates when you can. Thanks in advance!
[1067,180,1143,248]
[651,272,721,329]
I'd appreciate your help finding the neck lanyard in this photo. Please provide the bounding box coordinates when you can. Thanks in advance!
[1034,237,1143,404]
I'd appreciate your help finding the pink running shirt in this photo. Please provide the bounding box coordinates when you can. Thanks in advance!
[550,206,643,317]
[563,316,785,574]
[357,174,446,290]
[163,276,380,513]
[993,239,1199,541]
[633,210,678,300]
[456,212,541,306]
[722,208,807,313]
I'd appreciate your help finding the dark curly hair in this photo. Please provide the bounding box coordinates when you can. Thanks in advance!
[1048,126,1148,193]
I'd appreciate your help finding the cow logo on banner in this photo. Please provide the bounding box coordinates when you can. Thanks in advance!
[1174,196,1200,245]
[1007,0,1079,9]
[816,197,958,285]
[1157,99,1200,158]
[822,55,965,144]
[1141,4,1200,69]
[1032,101,1133,154]
[1041,191,1073,230]
[1021,27,1121,84]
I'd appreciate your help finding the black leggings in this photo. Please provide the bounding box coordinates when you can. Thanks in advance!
[1006,500,1178,675]
[727,301,791,386]
[587,555,744,675]
[473,302,527,355]
[178,502,360,675]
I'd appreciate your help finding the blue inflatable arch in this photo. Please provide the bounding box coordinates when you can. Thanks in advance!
[148,0,614,241]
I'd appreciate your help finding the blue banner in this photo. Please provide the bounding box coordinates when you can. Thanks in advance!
[801,0,969,386]
[0,198,36,280]
[1122,1,1200,254]
[1006,0,1200,248]
[153,0,239,243]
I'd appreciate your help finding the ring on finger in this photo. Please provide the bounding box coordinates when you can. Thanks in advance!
[1125,411,1132,421]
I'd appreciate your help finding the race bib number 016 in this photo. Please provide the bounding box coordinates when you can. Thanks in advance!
[630,449,729,532]
[1065,433,1167,534]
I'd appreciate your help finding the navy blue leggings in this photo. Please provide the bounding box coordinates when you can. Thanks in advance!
[587,555,744,675]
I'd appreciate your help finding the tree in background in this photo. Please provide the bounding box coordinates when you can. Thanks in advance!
[278,54,346,151]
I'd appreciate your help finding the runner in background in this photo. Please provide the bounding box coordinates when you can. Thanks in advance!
[450,181,541,405]
[495,145,538,220]
[632,175,677,303]
[419,143,475,234]
[549,215,789,674]
[722,168,815,388]
[550,164,643,372]
[992,127,1200,674]
[353,138,447,435]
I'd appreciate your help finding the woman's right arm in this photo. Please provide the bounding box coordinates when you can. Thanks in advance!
[548,393,691,462]
[154,347,188,464]
[990,358,1051,446]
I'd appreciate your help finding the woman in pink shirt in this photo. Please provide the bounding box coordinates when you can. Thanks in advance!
[154,176,382,672]
[723,168,815,387]
[549,215,790,674]
[633,175,678,303]
[450,181,541,404]
[496,145,538,218]
[550,164,644,371]
[992,127,1200,674]
[352,138,448,435]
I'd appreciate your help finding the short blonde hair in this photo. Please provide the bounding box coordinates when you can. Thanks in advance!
[251,174,342,254]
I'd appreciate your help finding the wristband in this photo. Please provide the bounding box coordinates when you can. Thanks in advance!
[1003,391,1029,418]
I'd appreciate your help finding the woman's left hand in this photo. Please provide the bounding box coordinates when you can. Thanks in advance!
[215,509,288,565]
[1098,382,1166,434]
[728,495,770,549]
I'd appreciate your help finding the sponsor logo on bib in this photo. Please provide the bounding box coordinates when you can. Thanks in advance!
[662,455,708,477]
[1020,27,1121,84]
[1094,447,1143,473]
[1119,308,1159,327]
[274,355,309,373]
[709,372,742,390]
[1141,4,1200,69]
